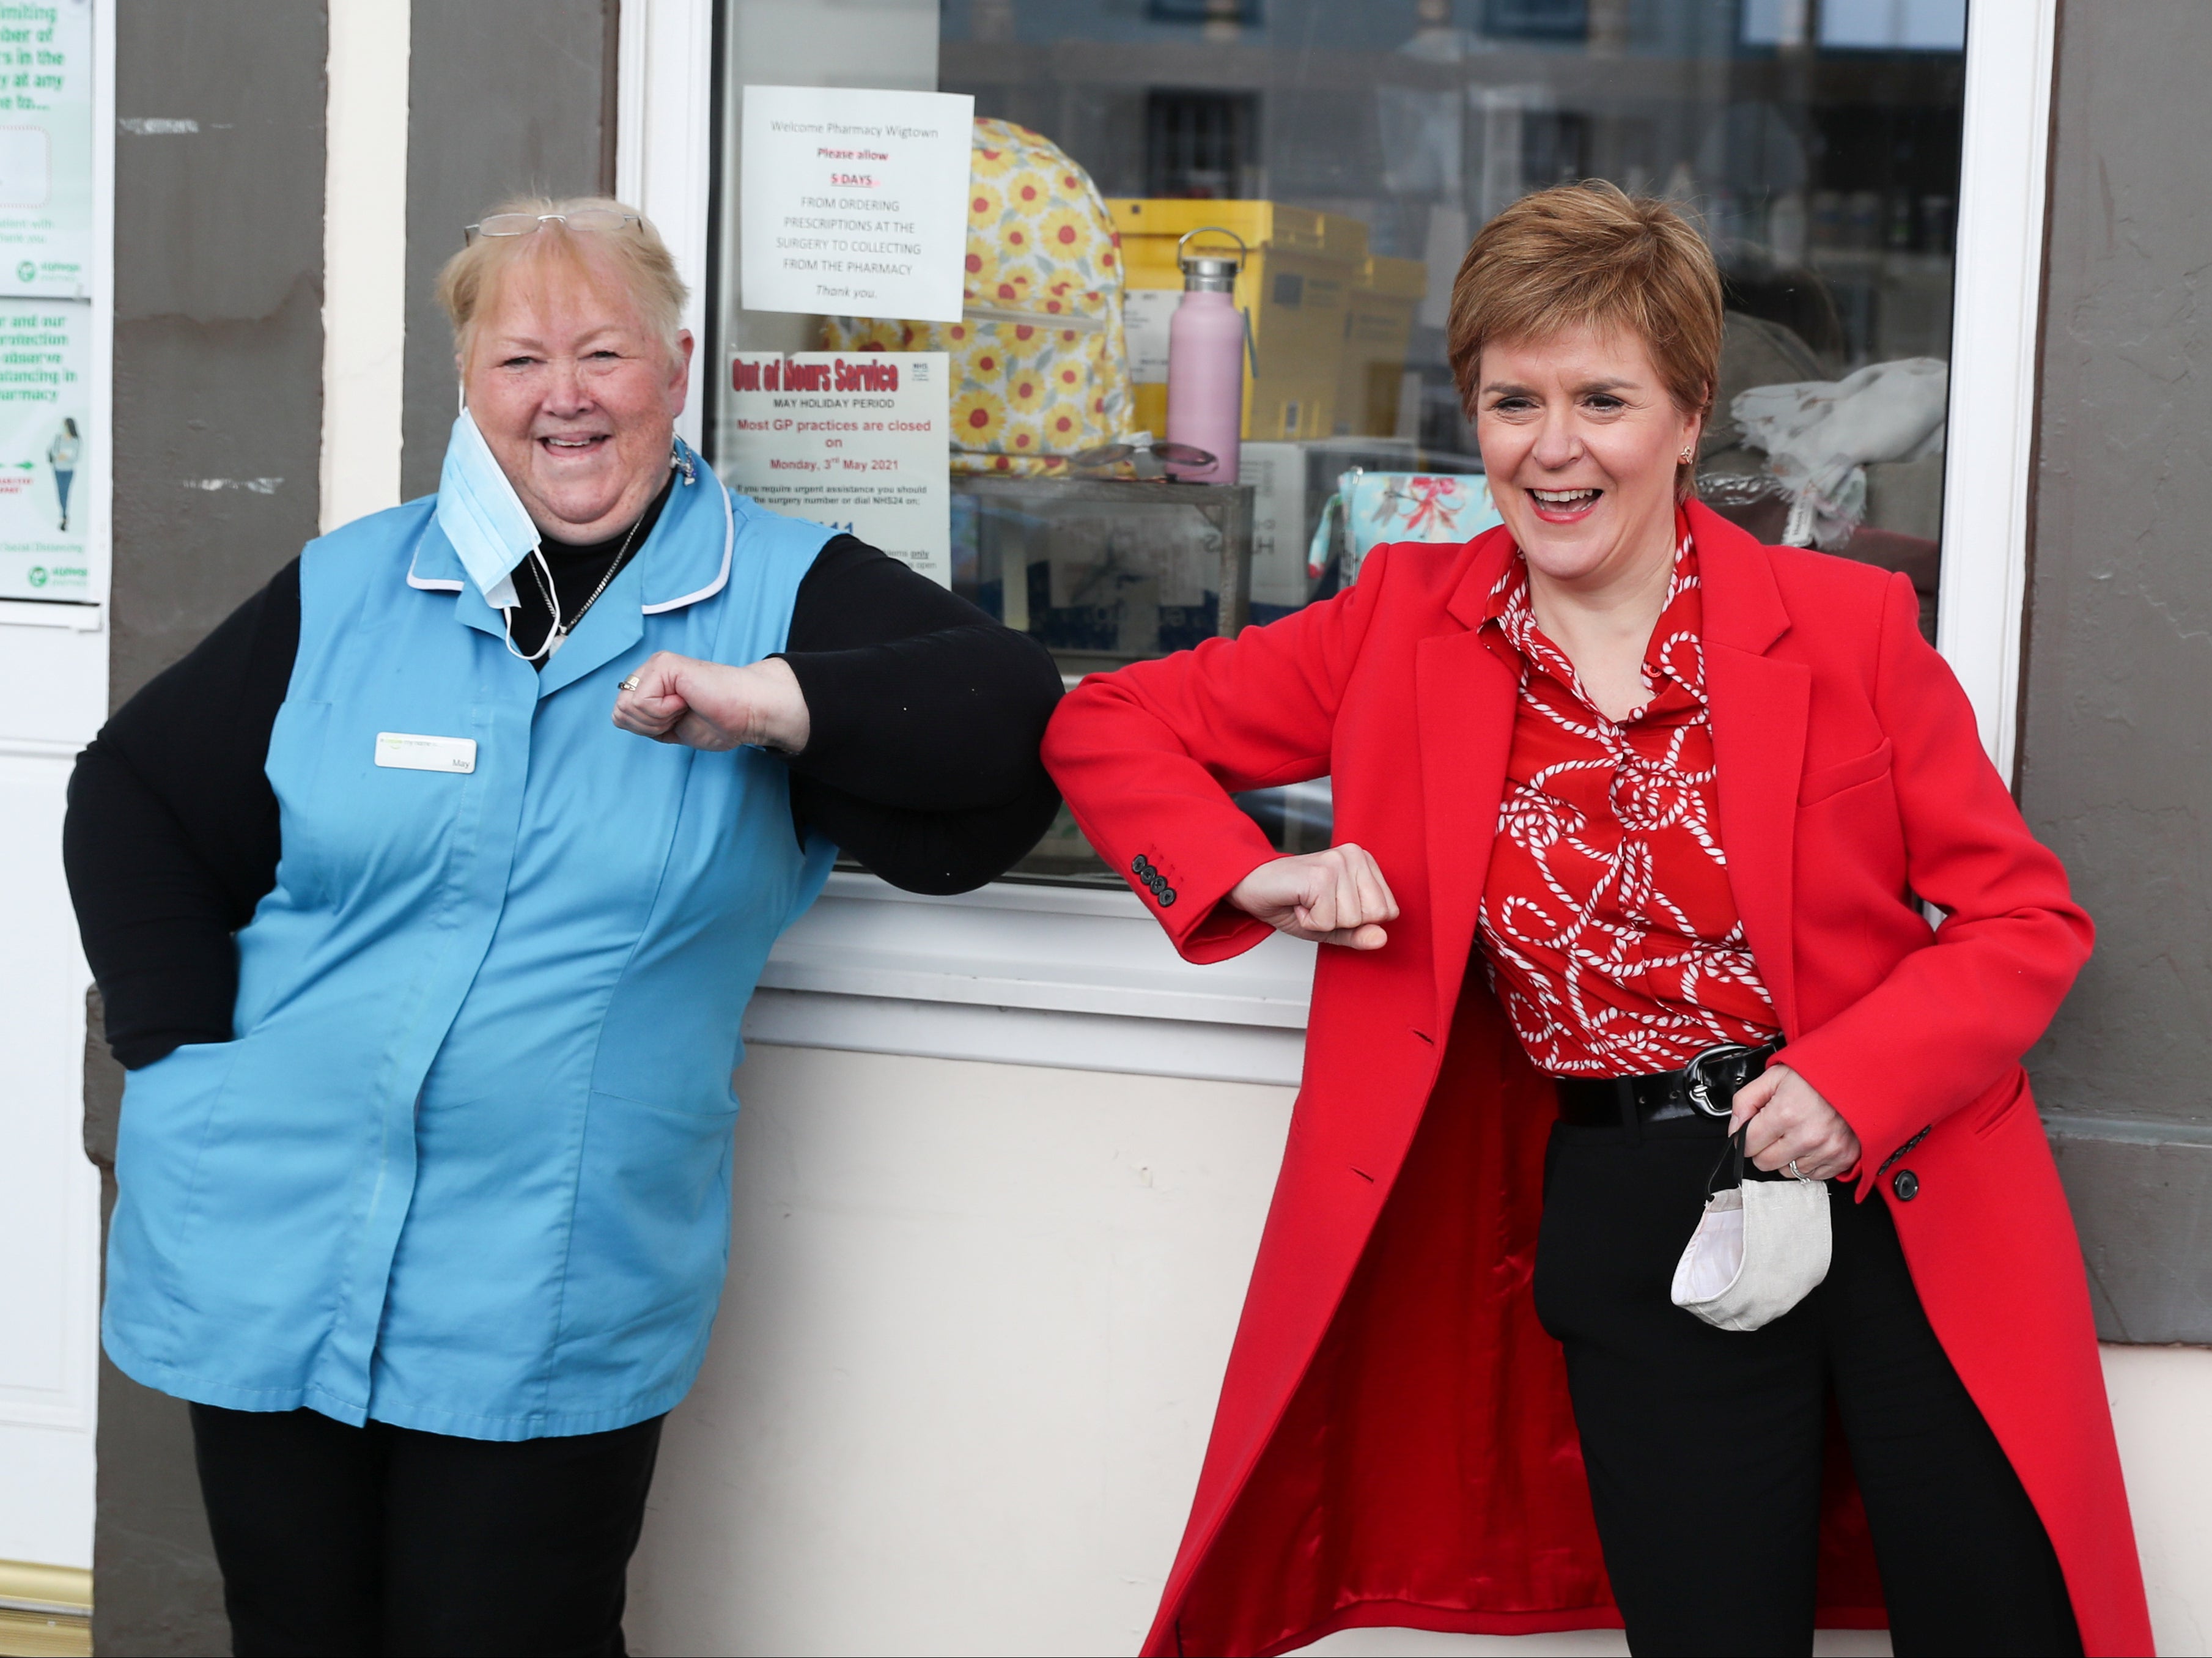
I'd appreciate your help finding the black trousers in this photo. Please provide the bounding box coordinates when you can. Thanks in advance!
[1533,1116,2082,1658]
[189,1403,665,1657]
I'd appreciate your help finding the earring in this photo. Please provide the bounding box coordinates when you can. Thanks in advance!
[1679,448,1693,463]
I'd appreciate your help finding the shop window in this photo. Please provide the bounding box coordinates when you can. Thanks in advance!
[707,0,1970,886]
[1146,0,1264,24]
[1145,91,1259,199]
[1521,109,1592,191]
[1483,0,1589,45]
[1818,0,1967,53]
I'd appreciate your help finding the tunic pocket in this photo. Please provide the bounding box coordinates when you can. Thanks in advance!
[113,1039,241,1194]
[108,1039,243,1324]
[563,1091,740,1328]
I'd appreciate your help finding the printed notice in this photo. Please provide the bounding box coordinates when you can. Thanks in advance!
[0,297,87,600]
[740,84,973,324]
[0,0,90,299]
[723,350,951,588]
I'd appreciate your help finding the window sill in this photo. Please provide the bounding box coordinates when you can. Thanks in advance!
[744,871,1314,1086]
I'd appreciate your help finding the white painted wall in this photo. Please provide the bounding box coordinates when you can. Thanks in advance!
[626,1045,1290,1656]
[2105,1345,2212,1657]
[627,1044,2212,1658]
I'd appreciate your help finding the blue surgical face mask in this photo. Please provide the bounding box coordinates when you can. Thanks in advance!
[435,408,539,611]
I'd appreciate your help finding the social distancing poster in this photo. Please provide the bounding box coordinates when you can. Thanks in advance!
[0,0,93,607]
[0,0,92,301]
[0,299,88,601]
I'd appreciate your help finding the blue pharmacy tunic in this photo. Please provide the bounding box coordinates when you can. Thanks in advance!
[102,459,838,1439]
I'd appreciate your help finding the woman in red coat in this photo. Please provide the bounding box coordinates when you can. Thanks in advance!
[1044,182,2151,1657]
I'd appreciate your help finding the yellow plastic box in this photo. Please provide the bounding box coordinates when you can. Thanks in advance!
[1336,253,1428,436]
[1110,198,1368,443]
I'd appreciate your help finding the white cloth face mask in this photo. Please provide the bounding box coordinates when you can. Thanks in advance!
[434,408,540,612]
[1671,1131,1832,1332]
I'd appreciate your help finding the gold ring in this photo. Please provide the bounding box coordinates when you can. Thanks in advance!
[619,674,641,691]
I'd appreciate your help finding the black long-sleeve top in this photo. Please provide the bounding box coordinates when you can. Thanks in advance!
[64,515,1063,1070]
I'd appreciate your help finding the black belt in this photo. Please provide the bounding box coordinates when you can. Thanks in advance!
[1551,1037,1786,1129]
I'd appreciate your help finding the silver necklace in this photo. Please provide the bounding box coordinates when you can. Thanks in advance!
[503,511,646,663]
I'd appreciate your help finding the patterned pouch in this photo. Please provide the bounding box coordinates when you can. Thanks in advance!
[1307,468,1503,586]
[825,118,1132,476]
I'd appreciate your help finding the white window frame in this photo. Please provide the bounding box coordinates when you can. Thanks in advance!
[1933,0,2057,782]
[620,0,2054,1083]
[616,0,715,455]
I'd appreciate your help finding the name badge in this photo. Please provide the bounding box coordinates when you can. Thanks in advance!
[375,732,477,774]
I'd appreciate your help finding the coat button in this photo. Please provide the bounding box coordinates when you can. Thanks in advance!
[1892,1169,1920,1201]
[1132,855,1151,874]
[1158,888,1176,906]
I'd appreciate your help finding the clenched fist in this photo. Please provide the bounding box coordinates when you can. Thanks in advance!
[1728,1064,1862,1182]
[1227,843,1401,950]
[611,651,811,753]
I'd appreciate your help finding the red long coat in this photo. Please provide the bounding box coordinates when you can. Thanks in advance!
[1042,503,2153,1657]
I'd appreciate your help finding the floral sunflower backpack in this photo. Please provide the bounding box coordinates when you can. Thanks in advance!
[825,118,1132,475]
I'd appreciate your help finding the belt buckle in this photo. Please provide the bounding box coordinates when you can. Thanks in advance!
[1684,1043,1753,1119]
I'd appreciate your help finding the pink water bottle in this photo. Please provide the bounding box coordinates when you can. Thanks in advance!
[1165,227,1248,483]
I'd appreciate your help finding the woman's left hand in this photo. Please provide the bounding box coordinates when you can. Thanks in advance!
[613,651,811,753]
[1729,1064,1861,1182]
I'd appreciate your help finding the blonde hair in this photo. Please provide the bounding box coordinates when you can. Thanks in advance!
[435,194,689,364]
[1446,181,1724,501]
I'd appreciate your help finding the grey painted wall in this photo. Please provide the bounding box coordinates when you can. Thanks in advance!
[110,1,328,709]
[398,0,618,501]
[2021,1,2212,1343]
[98,7,330,1651]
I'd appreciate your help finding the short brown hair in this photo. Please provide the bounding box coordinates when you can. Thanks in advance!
[435,194,689,366]
[1446,182,1723,500]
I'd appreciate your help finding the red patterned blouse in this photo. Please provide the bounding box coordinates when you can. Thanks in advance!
[1475,517,1781,1077]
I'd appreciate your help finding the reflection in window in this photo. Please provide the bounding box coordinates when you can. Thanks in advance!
[707,1,1970,883]
[942,0,1964,553]
[1483,0,1591,46]
[931,1,1967,879]
[1145,90,1260,199]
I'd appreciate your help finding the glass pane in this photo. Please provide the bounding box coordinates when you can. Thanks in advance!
[707,0,1969,884]
[949,470,1272,885]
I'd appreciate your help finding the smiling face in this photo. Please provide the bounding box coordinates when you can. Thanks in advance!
[460,238,694,542]
[1475,320,1701,596]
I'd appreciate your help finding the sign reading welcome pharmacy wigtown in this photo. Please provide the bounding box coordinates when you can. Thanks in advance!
[739,84,973,325]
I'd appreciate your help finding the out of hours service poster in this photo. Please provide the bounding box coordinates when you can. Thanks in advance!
[723,350,951,588]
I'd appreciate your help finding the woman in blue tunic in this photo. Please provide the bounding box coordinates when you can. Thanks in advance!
[62,199,1062,1656]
